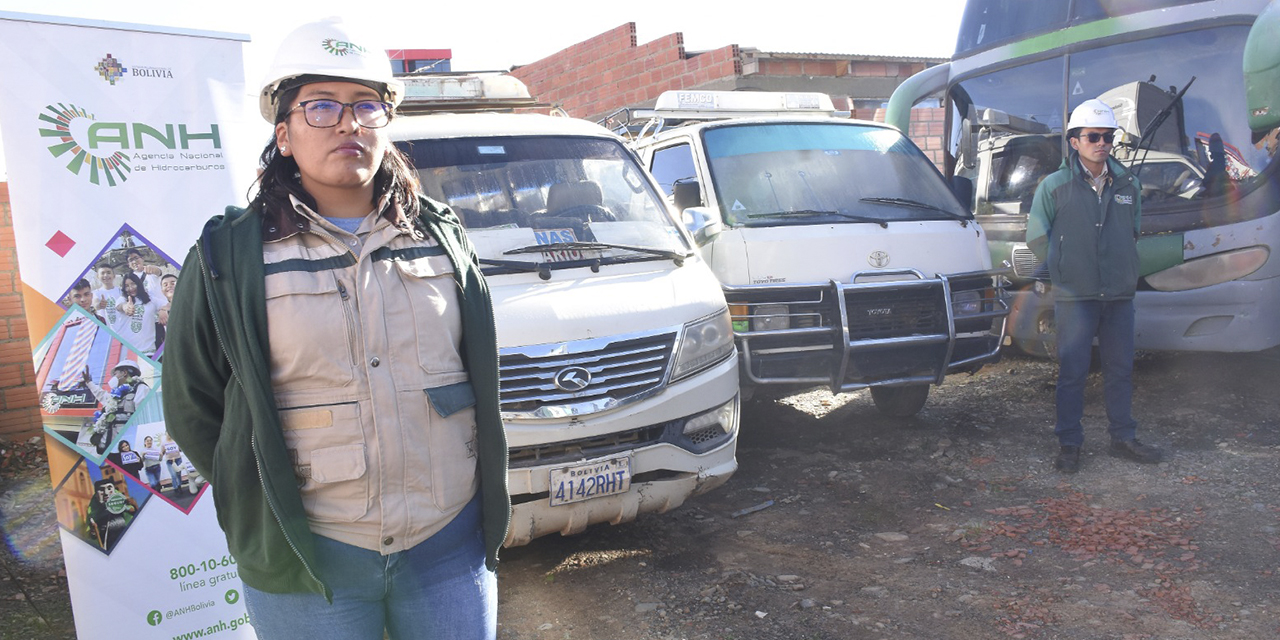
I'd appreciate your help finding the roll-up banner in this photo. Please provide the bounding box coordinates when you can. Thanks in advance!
[0,12,258,638]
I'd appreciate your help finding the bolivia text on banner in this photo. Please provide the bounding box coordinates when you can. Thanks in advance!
[0,11,257,639]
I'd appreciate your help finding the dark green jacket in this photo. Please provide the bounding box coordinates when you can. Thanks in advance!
[1026,152,1142,301]
[162,198,509,597]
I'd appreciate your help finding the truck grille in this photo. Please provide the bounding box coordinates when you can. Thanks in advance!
[499,332,677,415]
[1011,246,1043,279]
[843,287,946,340]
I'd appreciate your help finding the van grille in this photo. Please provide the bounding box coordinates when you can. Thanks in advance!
[499,332,677,414]
[843,287,947,340]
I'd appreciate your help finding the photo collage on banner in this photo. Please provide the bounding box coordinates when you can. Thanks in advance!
[0,11,256,638]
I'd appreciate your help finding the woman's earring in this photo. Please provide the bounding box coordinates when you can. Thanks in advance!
[280,145,287,154]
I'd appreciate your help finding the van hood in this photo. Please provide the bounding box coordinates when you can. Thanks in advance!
[705,221,993,286]
[489,259,726,349]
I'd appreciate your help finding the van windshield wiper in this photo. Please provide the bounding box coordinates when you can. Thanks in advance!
[504,241,689,265]
[859,197,970,226]
[747,209,888,228]
[478,257,551,279]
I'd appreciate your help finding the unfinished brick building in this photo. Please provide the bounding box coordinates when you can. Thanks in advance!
[509,23,948,165]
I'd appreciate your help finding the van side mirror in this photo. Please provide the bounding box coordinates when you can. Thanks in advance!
[682,206,722,246]
[672,179,702,212]
[950,175,974,213]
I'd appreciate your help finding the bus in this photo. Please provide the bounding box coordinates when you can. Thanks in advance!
[887,0,1280,355]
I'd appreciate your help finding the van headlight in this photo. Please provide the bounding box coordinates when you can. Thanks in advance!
[671,308,735,382]
[1144,246,1269,292]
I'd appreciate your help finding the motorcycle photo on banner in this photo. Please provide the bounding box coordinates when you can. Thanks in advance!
[0,11,257,639]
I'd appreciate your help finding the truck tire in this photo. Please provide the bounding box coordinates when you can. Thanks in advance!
[870,384,930,418]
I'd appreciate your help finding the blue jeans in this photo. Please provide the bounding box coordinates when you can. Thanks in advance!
[1054,298,1138,447]
[166,459,183,491]
[144,464,162,491]
[242,494,495,640]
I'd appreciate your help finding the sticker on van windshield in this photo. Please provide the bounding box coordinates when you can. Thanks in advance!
[532,228,598,262]
[732,200,746,211]
[477,145,505,155]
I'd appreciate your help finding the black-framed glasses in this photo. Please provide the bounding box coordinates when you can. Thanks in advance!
[288,99,393,128]
[1077,131,1115,144]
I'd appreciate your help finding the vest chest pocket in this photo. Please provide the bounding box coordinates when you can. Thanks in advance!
[391,253,465,375]
[264,272,358,390]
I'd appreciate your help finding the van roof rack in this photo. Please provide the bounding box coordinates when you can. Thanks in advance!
[600,90,849,139]
[397,72,549,114]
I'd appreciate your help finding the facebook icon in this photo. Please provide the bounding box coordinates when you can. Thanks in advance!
[147,610,164,626]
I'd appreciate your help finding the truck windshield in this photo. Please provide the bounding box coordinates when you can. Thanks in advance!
[397,135,688,268]
[701,122,969,227]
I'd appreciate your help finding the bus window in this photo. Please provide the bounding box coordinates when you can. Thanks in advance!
[949,57,1065,219]
[1069,25,1271,211]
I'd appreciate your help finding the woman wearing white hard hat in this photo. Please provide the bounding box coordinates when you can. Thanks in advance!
[163,16,507,640]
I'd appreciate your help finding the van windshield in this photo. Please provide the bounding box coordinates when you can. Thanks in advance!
[397,135,688,268]
[701,122,970,227]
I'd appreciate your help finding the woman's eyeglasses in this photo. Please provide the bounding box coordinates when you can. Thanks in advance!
[1077,131,1115,144]
[287,99,393,129]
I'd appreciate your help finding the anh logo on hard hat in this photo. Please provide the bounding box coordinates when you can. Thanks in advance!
[321,38,368,56]
[38,103,225,186]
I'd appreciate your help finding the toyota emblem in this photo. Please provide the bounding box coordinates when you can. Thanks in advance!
[553,366,592,392]
[868,250,890,268]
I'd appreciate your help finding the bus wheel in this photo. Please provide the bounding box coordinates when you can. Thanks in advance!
[870,384,930,417]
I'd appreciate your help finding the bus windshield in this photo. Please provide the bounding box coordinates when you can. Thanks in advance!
[953,23,1276,230]
[398,136,689,267]
[701,122,969,227]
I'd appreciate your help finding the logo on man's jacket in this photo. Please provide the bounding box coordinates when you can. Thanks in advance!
[1114,194,1133,205]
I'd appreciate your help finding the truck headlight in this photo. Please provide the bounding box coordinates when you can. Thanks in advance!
[671,308,735,382]
[952,290,983,316]
[1144,246,1269,292]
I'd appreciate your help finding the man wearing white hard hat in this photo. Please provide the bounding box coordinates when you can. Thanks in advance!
[163,17,507,640]
[1026,98,1164,474]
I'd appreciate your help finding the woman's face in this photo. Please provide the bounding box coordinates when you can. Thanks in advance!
[119,441,131,452]
[123,278,138,297]
[144,437,153,447]
[275,81,388,199]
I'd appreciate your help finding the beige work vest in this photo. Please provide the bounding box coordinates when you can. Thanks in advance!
[262,197,478,553]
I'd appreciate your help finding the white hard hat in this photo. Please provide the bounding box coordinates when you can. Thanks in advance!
[113,359,141,377]
[258,17,404,124]
[1067,98,1119,131]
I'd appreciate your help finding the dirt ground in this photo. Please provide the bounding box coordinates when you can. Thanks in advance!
[3,349,1279,639]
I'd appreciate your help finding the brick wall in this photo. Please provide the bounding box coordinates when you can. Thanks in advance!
[511,23,742,124]
[0,183,40,440]
[510,24,948,169]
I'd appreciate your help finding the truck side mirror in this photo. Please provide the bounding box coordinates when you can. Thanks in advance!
[950,175,974,213]
[672,179,702,212]
[683,206,722,246]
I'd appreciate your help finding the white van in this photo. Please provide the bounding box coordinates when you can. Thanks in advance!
[391,76,739,546]
[624,91,1008,416]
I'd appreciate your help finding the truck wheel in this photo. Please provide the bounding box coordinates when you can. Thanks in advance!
[870,384,930,417]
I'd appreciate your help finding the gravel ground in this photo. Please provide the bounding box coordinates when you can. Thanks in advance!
[2,349,1278,639]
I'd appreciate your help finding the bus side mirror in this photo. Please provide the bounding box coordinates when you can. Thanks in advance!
[683,206,722,246]
[950,175,974,213]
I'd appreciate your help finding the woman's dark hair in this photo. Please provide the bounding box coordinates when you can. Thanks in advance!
[118,440,131,451]
[121,272,151,305]
[248,83,423,222]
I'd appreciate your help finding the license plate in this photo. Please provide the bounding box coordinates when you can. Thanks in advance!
[549,456,631,506]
